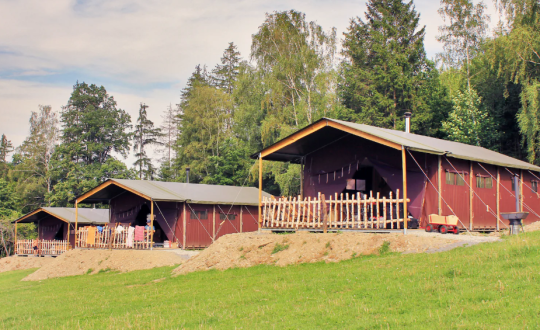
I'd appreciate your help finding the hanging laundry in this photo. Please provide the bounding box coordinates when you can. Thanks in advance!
[97,226,103,233]
[134,226,145,241]
[116,224,124,234]
[127,226,135,247]
[87,226,97,245]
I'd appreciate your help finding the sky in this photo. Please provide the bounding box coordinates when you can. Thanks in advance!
[0,0,498,166]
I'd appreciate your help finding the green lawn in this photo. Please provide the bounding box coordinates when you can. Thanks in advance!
[1,233,540,329]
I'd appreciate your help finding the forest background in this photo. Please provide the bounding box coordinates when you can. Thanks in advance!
[0,0,538,255]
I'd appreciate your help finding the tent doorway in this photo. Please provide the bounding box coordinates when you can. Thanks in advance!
[134,205,150,226]
[344,166,393,198]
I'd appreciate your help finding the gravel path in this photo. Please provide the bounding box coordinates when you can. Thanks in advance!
[405,229,501,253]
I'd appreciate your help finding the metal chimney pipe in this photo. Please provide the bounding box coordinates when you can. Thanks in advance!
[404,112,412,133]
[186,167,190,184]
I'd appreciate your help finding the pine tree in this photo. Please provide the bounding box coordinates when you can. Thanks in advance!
[0,135,13,163]
[181,65,209,111]
[212,42,241,95]
[341,0,430,130]
[133,103,163,180]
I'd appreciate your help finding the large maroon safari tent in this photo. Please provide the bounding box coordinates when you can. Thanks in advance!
[253,118,540,231]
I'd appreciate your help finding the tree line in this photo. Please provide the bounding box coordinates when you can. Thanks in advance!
[1,0,539,255]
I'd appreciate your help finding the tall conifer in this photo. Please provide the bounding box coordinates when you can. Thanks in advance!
[133,103,162,180]
[212,42,241,95]
[341,0,430,130]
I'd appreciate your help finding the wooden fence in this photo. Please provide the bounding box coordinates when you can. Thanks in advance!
[262,191,410,230]
[76,226,153,249]
[16,239,69,256]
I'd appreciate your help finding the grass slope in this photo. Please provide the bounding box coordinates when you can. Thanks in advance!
[1,233,540,329]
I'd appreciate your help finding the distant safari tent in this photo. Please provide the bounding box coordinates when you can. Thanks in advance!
[254,118,540,232]
[75,179,271,249]
[13,207,108,256]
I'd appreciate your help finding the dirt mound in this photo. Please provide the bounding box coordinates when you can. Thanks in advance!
[0,256,54,273]
[524,221,540,232]
[173,231,458,275]
[23,249,185,281]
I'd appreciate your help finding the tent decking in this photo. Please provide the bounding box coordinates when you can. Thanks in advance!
[262,192,409,231]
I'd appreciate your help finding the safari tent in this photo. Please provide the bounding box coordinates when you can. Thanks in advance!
[75,179,271,249]
[13,207,108,255]
[253,118,540,232]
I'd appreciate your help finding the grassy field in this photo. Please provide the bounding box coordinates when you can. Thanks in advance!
[1,232,540,329]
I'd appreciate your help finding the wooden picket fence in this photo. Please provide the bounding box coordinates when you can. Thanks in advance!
[76,226,153,249]
[16,239,69,256]
[262,190,410,230]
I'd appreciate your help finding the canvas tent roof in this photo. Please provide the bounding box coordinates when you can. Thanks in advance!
[14,207,109,224]
[252,118,540,172]
[77,179,272,205]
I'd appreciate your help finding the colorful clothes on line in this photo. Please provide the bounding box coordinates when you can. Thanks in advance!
[127,226,135,247]
[97,226,103,233]
[134,226,145,242]
[116,225,124,234]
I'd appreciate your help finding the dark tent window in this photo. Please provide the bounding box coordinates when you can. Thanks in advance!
[191,210,208,220]
[532,181,538,193]
[220,213,236,220]
[446,172,465,186]
[476,176,492,189]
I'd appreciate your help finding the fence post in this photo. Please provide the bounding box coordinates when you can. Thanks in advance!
[322,194,328,234]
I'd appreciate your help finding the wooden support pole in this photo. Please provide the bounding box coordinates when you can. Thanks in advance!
[402,147,408,234]
[75,200,78,248]
[470,161,474,231]
[150,200,154,250]
[438,155,442,216]
[497,167,500,231]
[183,202,186,249]
[520,170,524,212]
[213,205,216,241]
[259,153,263,231]
[300,157,304,200]
[14,221,17,255]
[240,206,243,233]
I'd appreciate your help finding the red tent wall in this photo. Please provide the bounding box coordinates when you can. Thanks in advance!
[472,163,498,229]
[522,171,540,224]
[439,157,471,228]
[184,203,213,248]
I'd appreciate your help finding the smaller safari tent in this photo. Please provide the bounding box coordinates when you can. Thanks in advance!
[253,118,540,232]
[13,207,108,256]
[75,179,271,249]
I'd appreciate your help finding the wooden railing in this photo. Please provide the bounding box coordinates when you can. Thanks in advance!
[16,239,69,256]
[262,191,410,230]
[76,226,154,249]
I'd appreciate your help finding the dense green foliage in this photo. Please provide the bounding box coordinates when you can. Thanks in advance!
[1,232,540,328]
